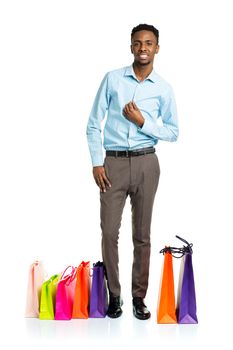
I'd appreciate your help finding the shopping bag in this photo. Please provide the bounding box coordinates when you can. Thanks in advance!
[157,247,177,323]
[25,260,46,317]
[176,236,198,324]
[55,266,77,320]
[39,274,60,320]
[89,261,108,318]
[72,261,90,319]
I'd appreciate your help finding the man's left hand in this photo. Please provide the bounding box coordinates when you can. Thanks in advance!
[123,101,144,128]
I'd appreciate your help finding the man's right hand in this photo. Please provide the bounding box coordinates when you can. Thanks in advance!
[93,166,111,193]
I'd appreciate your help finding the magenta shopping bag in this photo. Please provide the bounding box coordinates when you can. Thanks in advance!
[89,261,108,318]
[55,266,77,320]
[176,236,198,324]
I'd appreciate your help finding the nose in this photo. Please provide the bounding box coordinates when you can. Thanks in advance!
[139,43,147,52]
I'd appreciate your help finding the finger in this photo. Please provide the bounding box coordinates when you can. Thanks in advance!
[128,102,134,111]
[98,174,106,192]
[94,173,103,188]
[102,172,111,187]
[126,103,132,112]
[95,176,103,191]
[125,102,131,109]
[132,101,138,110]
[123,105,129,116]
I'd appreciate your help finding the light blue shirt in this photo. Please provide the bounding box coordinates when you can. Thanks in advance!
[86,64,179,166]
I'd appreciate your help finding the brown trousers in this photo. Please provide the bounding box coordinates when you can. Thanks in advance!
[100,151,160,298]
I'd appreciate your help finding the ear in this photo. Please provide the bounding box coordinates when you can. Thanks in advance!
[155,44,160,54]
[130,45,133,54]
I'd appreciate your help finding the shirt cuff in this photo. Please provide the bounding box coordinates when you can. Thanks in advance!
[91,154,104,167]
[138,117,159,138]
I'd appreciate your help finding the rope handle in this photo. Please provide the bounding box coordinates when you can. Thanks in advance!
[159,246,185,258]
[88,261,107,279]
[54,265,77,285]
[49,274,60,285]
[159,235,193,258]
[175,235,193,254]
[89,261,101,277]
[32,260,48,279]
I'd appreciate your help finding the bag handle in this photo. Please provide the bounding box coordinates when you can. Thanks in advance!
[175,235,193,254]
[159,245,185,258]
[55,266,76,285]
[60,265,75,280]
[48,274,60,285]
[31,260,48,279]
[159,236,193,258]
[88,261,107,279]
[67,267,77,285]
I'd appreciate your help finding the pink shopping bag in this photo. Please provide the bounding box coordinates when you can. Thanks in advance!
[55,266,77,320]
[25,260,46,317]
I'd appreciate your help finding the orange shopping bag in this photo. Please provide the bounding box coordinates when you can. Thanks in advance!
[157,247,177,324]
[72,261,90,319]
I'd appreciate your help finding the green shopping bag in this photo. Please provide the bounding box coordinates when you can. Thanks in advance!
[39,274,60,320]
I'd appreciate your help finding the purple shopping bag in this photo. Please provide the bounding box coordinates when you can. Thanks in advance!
[89,261,108,318]
[176,236,198,324]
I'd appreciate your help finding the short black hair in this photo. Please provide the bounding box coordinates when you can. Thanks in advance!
[131,24,159,44]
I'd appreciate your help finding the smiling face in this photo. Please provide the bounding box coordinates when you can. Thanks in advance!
[131,30,160,66]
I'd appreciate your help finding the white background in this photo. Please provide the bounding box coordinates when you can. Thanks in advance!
[0,0,232,349]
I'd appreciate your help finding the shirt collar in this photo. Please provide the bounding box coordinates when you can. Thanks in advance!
[124,64,157,83]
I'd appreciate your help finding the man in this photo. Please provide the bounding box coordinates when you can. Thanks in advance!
[86,24,179,320]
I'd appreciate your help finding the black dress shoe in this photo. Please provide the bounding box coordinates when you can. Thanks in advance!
[107,293,123,318]
[133,297,151,320]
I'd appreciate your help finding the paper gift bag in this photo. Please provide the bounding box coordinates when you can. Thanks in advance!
[89,261,108,318]
[157,248,177,324]
[55,266,77,320]
[25,260,46,317]
[72,261,90,319]
[39,274,60,320]
[176,236,198,324]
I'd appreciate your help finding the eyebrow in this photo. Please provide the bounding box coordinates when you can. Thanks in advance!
[132,39,155,43]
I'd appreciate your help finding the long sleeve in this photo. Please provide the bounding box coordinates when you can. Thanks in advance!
[86,73,110,167]
[138,86,179,142]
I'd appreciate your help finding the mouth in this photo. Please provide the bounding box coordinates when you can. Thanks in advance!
[138,54,149,60]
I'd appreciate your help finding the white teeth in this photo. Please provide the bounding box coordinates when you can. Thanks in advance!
[140,55,148,58]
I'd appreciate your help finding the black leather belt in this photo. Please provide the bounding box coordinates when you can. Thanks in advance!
[106,146,155,158]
